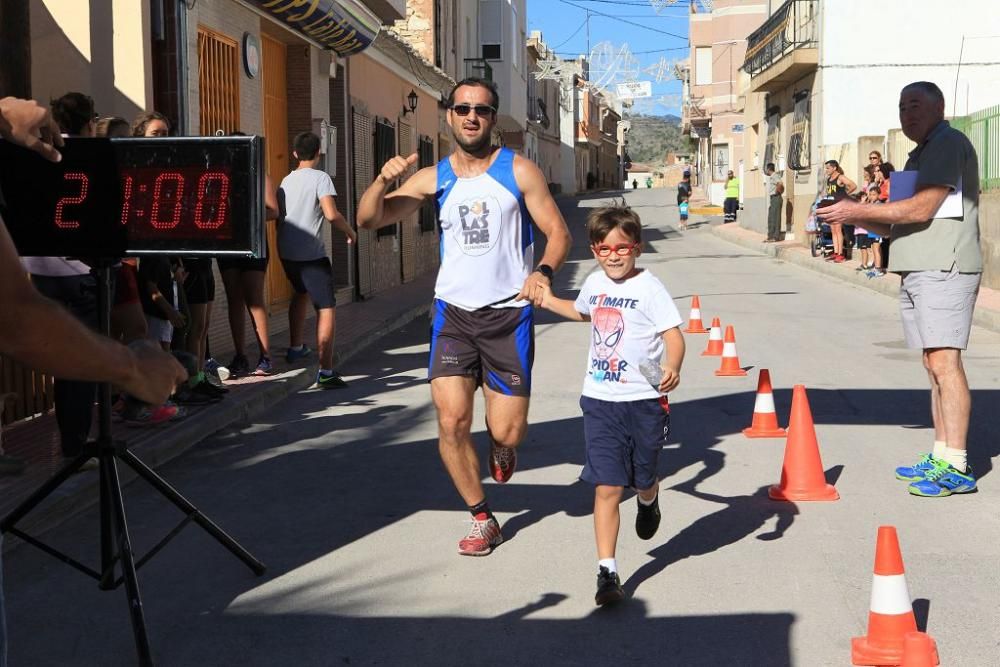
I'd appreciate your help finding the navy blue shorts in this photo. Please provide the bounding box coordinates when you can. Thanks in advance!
[579,395,671,489]
[280,257,337,309]
[428,299,534,396]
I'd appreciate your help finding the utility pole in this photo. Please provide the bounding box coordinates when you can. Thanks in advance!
[0,0,32,98]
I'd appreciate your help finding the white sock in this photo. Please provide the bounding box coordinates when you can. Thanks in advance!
[932,440,948,460]
[638,493,657,506]
[598,558,617,573]
[290,344,304,352]
[942,446,968,473]
[319,368,333,377]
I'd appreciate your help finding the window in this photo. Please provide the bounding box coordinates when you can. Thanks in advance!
[695,47,712,86]
[712,144,729,181]
[374,118,397,238]
[418,136,436,232]
[197,27,240,135]
[764,111,780,168]
[511,5,519,71]
[479,0,501,61]
[788,91,811,170]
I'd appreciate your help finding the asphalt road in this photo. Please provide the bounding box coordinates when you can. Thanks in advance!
[6,187,999,666]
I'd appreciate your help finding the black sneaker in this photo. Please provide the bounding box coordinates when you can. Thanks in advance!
[595,566,625,606]
[172,386,217,405]
[228,354,251,376]
[635,494,661,540]
[317,371,348,389]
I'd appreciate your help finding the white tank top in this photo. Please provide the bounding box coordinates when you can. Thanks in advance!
[434,148,534,311]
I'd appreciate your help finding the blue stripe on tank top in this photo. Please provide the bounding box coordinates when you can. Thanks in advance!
[436,158,459,261]
[514,306,533,389]
[428,299,448,375]
[487,148,534,252]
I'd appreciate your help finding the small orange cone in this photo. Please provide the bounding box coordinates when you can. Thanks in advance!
[852,527,938,665]
[768,385,838,501]
[743,369,787,438]
[714,325,747,376]
[701,318,723,356]
[901,632,939,667]
[683,296,709,333]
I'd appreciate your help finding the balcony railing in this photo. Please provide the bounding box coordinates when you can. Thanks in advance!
[464,58,493,82]
[742,0,818,78]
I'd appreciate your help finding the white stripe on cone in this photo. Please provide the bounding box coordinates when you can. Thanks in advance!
[707,328,722,340]
[722,342,737,357]
[752,391,776,414]
[869,574,913,616]
[690,308,701,319]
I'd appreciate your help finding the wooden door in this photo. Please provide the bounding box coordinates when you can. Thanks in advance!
[261,34,293,307]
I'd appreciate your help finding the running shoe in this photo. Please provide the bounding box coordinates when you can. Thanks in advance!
[489,439,517,483]
[123,402,182,425]
[895,453,940,481]
[458,514,503,556]
[833,254,846,263]
[909,463,977,497]
[635,494,661,540]
[286,345,313,363]
[253,357,274,376]
[172,385,218,405]
[317,371,348,389]
[595,566,625,606]
[227,354,251,377]
[204,358,230,381]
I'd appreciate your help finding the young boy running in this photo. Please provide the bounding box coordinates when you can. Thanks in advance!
[540,205,685,605]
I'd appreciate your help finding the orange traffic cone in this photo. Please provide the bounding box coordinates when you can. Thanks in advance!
[743,369,787,438]
[714,325,747,376]
[701,318,723,356]
[768,385,838,501]
[683,296,709,333]
[852,527,938,665]
[901,632,939,667]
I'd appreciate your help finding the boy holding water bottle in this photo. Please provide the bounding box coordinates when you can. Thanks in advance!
[539,205,685,605]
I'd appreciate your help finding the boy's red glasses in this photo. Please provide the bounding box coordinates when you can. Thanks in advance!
[592,242,639,257]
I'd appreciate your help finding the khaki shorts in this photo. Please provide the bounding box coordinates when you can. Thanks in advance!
[899,268,980,350]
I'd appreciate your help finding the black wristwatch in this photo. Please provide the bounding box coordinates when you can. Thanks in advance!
[534,264,554,281]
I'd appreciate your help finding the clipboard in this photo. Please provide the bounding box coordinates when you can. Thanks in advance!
[888,170,963,218]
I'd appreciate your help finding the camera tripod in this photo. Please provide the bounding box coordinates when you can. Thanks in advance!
[0,263,265,666]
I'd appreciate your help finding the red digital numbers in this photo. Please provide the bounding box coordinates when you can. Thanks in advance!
[150,172,185,229]
[194,172,230,229]
[54,172,89,229]
[120,175,133,226]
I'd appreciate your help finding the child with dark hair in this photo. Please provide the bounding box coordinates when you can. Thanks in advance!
[50,92,96,136]
[277,131,356,387]
[539,205,685,606]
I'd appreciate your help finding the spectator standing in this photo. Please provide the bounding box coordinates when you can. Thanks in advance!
[723,170,740,223]
[821,81,981,497]
[763,163,783,242]
[822,160,857,262]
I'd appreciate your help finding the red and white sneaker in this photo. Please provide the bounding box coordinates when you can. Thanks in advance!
[489,440,517,483]
[458,514,503,556]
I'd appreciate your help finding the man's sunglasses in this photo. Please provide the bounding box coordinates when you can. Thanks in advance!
[450,104,496,117]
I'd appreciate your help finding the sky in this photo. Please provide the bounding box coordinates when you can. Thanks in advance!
[526,0,691,117]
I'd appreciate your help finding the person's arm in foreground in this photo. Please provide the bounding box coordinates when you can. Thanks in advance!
[514,156,572,304]
[538,284,590,322]
[658,327,685,394]
[817,185,950,236]
[357,153,432,230]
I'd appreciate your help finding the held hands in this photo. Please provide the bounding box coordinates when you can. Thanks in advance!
[517,270,551,306]
[378,153,418,186]
[0,97,64,163]
[659,366,681,394]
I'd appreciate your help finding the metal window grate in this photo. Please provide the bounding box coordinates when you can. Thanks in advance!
[418,136,436,232]
[374,117,398,238]
[197,28,240,136]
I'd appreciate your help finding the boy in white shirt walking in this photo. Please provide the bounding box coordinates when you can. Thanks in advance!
[540,205,685,605]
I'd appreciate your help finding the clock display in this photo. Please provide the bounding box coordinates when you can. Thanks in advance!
[0,136,265,258]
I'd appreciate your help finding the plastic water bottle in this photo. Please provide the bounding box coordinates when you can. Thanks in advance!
[639,359,663,392]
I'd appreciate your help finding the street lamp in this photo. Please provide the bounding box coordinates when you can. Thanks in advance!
[402,89,418,116]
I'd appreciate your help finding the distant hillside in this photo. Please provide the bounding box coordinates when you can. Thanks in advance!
[626,114,692,166]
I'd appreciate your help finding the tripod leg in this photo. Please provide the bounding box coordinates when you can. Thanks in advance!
[0,454,88,533]
[121,450,266,575]
[105,455,154,667]
[99,449,117,590]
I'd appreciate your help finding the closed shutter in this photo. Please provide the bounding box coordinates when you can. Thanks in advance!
[197,27,240,136]
[374,118,397,239]
[418,136,436,232]
[352,108,373,297]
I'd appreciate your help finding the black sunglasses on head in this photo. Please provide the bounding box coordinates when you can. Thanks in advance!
[450,104,496,117]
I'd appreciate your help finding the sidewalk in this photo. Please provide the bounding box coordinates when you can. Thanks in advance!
[0,272,435,544]
[710,223,1000,333]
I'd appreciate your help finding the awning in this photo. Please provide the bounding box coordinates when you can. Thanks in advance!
[246,0,380,57]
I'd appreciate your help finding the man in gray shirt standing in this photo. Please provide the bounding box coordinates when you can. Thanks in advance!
[764,162,783,242]
[278,131,356,388]
[823,81,980,498]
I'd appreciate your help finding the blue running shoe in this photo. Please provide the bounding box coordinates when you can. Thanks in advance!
[895,453,941,481]
[286,345,313,363]
[908,463,976,497]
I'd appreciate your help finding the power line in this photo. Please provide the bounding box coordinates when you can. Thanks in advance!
[554,46,689,56]
[556,0,687,40]
[553,16,590,49]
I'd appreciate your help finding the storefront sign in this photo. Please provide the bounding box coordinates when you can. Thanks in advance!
[246,0,380,57]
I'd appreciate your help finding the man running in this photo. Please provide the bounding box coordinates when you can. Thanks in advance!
[357,78,572,556]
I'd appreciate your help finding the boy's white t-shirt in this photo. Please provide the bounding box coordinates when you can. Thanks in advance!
[574,269,683,402]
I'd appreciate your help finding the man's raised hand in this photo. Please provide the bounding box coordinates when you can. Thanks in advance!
[0,97,64,163]
[378,153,418,185]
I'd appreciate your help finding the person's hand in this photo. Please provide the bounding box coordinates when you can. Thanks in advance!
[122,340,188,405]
[173,266,188,284]
[345,228,357,245]
[537,282,554,309]
[517,269,551,306]
[0,97,64,162]
[377,153,418,185]
[820,198,865,226]
[659,366,680,394]
[168,310,187,329]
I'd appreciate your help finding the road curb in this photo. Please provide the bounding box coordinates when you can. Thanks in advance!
[710,224,1000,335]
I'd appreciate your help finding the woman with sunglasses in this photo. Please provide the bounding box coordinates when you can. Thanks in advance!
[357,77,572,558]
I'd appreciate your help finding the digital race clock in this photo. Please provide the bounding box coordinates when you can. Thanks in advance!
[0,136,266,258]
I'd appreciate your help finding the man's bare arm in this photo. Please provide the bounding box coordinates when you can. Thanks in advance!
[820,185,951,234]
[320,195,357,243]
[0,221,186,404]
[357,154,435,229]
